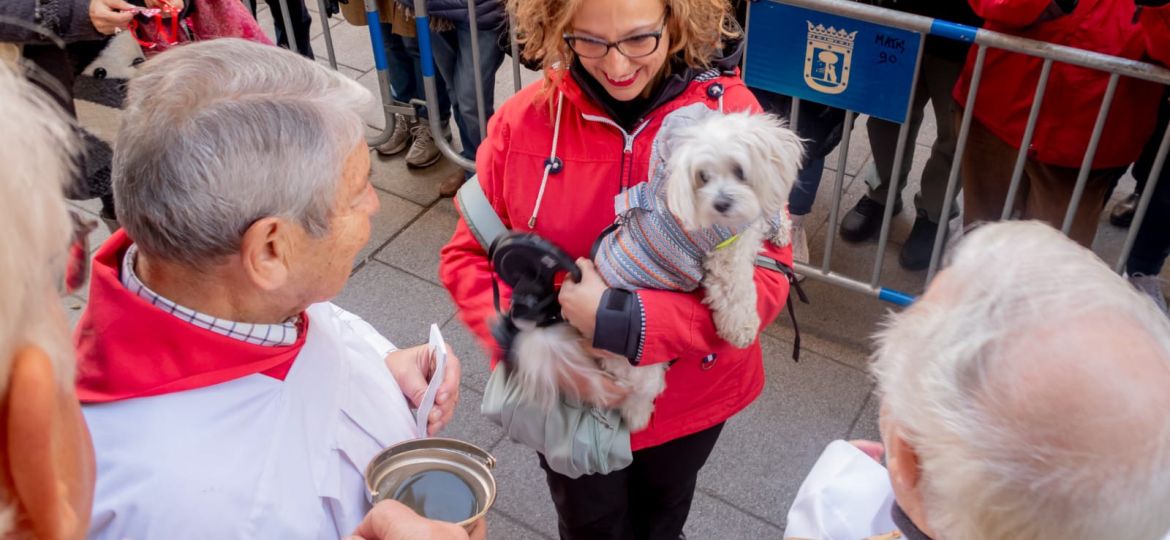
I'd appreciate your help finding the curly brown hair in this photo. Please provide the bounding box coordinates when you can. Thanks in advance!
[508,0,737,87]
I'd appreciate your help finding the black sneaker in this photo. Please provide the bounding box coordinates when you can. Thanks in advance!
[900,210,942,271]
[840,195,902,243]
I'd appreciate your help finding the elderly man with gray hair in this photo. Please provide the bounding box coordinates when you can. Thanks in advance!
[784,221,1170,540]
[75,39,477,539]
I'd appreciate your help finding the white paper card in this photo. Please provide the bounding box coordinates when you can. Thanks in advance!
[415,323,448,437]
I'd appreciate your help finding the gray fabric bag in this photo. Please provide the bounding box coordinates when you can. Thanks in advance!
[457,177,634,479]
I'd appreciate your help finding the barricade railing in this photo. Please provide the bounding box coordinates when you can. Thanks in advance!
[744,0,1170,305]
[262,0,1170,307]
[255,0,525,155]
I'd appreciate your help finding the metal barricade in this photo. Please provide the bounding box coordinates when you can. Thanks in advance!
[744,0,1170,305]
[254,0,525,152]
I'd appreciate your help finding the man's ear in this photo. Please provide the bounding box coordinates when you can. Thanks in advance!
[885,422,933,535]
[240,217,291,292]
[2,346,75,540]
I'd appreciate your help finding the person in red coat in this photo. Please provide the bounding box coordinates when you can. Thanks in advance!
[438,0,794,537]
[956,0,1170,247]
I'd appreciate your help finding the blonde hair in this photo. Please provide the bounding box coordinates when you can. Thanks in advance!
[0,65,78,396]
[508,0,736,87]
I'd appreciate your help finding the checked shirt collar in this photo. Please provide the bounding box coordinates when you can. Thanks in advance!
[120,244,299,347]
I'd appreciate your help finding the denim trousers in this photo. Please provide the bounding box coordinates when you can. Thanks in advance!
[429,22,506,166]
[380,23,451,123]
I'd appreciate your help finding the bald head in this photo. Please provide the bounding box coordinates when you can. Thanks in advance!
[873,221,1170,540]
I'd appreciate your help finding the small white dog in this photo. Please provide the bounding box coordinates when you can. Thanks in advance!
[512,104,804,431]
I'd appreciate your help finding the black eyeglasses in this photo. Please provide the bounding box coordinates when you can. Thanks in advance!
[563,19,667,59]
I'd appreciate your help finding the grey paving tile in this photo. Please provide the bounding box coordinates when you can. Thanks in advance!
[334,261,456,347]
[697,334,873,527]
[63,295,87,329]
[369,148,462,206]
[254,4,328,44]
[310,17,376,73]
[793,167,859,243]
[354,69,389,131]
[848,389,882,443]
[483,439,561,539]
[68,198,104,218]
[764,277,895,361]
[355,188,424,267]
[437,386,503,452]
[685,491,783,540]
[762,322,872,374]
[823,115,872,177]
[376,198,459,284]
[485,509,554,540]
[442,316,493,395]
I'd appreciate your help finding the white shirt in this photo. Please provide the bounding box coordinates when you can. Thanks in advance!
[84,302,419,540]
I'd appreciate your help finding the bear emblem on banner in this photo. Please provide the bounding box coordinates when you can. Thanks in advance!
[804,22,857,95]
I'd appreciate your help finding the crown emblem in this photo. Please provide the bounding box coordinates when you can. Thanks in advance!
[806,23,858,48]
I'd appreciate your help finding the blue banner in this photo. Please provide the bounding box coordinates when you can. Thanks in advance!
[744,1,923,124]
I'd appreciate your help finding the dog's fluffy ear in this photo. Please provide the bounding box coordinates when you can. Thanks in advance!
[743,113,805,215]
[664,124,702,230]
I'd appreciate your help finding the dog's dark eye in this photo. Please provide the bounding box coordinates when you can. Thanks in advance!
[733,164,745,182]
[697,171,709,185]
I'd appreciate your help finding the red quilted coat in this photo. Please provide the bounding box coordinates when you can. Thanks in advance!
[955,0,1170,169]
[438,67,793,451]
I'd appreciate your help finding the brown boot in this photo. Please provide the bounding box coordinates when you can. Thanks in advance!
[438,170,468,198]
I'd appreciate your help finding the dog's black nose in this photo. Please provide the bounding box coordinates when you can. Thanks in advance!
[714,198,732,213]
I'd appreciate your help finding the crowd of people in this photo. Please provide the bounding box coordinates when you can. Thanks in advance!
[2,0,1170,539]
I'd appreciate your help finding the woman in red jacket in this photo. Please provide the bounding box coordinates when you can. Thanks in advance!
[438,0,793,537]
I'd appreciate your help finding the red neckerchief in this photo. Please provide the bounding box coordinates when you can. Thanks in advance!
[75,230,307,404]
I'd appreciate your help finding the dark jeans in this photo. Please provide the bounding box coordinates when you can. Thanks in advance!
[430,22,505,169]
[380,23,451,123]
[253,0,314,59]
[1127,87,1170,276]
[752,89,850,216]
[539,422,725,540]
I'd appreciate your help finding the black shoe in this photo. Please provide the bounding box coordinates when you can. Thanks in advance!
[1109,192,1139,228]
[899,210,943,271]
[840,195,902,243]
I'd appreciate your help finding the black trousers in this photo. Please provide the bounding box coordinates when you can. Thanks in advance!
[538,422,725,540]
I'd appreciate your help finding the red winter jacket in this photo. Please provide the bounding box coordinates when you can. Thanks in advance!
[955,0,1170,169]
[438,70,793,451]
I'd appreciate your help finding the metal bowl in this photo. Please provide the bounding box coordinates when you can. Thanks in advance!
[364,437,497,530]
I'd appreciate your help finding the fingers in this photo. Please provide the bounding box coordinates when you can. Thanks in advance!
[89,0,136,36]
[350,500,470,540]
[847,439,885,463]
[428,345,461,436]
[385,347,430,407]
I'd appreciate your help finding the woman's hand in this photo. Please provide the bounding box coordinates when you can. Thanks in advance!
[145,0,185,10]
[88,0,136,34]
[558,258,607,340]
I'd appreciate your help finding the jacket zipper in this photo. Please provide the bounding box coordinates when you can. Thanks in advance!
[580,113,652,191]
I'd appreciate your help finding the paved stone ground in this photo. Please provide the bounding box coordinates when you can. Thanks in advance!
[63,8,1168,538]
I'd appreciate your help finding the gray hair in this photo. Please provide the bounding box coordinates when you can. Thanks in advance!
[0,65,77,395]
[872,221,1170,540]
[113,39,371,266]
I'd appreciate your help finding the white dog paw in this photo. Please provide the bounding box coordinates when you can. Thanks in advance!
[623,399,655,432]
[716,308,760,349]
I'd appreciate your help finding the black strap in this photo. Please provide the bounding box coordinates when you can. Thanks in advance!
[755,256,809,362]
